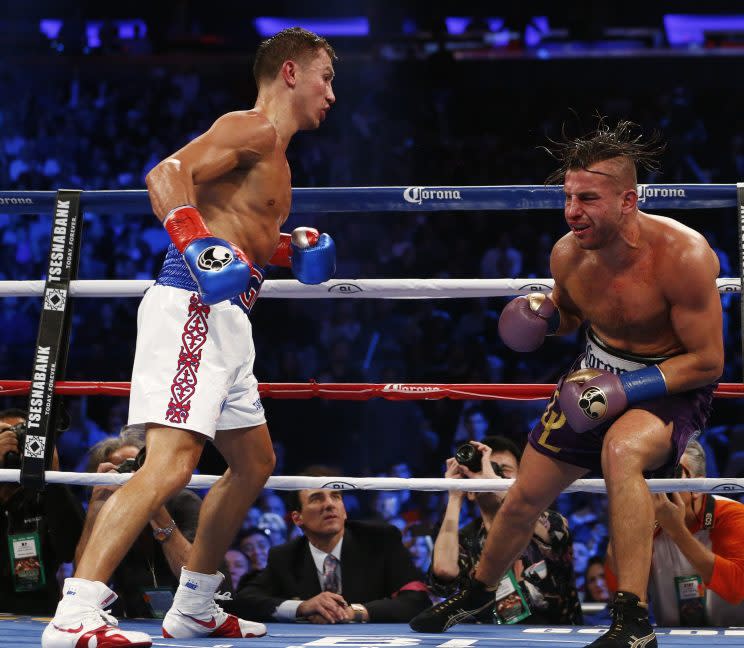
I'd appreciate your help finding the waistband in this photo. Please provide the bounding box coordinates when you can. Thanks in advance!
[155,243,265,316]
[580,328,673,374]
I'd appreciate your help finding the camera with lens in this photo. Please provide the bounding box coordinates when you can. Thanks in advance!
[455,442,506,477]
[2,421,28,469]
[115,447,147,474]
[455,442,483,472]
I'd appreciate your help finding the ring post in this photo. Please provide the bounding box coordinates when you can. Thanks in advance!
[20,189,83,490]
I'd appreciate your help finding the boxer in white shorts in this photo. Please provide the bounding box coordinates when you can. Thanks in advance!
[43,27,337,648]
[129,283,266,438]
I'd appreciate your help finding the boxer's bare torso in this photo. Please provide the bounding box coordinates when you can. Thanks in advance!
[552,211,719,357]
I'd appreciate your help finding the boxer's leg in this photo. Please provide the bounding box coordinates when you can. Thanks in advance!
[161,424,273,639]
[187,423,275,574]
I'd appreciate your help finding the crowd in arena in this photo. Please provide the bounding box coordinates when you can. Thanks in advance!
[1,49,743,607]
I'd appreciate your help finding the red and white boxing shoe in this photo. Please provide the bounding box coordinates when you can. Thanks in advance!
[42,578,152,648]
[162,568,267,639]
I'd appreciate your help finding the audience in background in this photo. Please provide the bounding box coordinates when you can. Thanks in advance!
[2,51,743,619]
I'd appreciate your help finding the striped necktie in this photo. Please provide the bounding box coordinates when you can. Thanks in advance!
[322,554,340,594]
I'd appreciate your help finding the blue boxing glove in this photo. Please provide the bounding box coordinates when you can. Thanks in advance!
[163,205,253,305]
[558,366,668,433]
[269,227,336,284]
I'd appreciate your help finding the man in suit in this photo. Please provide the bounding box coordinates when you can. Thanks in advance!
[223,467,430,623]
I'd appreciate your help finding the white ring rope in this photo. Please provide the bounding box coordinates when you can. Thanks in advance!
[0,278,741,298]
[1,470,742,494]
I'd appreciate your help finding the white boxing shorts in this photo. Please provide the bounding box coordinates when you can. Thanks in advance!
[128,285,266,439]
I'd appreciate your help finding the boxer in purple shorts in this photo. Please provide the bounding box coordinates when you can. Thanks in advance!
[410,121,723,648]
[528,328,715,478]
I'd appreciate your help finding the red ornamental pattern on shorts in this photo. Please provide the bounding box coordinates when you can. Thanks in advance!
[165,293,211,424]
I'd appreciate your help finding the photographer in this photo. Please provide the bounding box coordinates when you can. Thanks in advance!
[77,425,201,618]
[428,436,582,625]
[0,408,84,614]
[606,440,744,626]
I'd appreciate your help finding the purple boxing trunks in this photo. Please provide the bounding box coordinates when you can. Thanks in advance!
[528,328,715,477]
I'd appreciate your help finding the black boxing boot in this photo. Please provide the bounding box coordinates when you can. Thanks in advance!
[585,591,657,648]
[409,577,495,633]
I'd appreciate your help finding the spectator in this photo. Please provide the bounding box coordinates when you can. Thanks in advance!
[451,405,491,449]
[606,440,744,626]
[584,556,609,603]
[258,490,287,518]
[370,490,407,532]
[582,556,611,625]
[222,466,431,623]
[224,549,251,593]
[0,408,84,614]
[257,512,288,547]
[237,527,272,582]
[77,425,201,618]
[424,436,582,625]
[406,525,435,580]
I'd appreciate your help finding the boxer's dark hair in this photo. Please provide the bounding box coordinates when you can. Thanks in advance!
[287,464,342,512]
[544,118,664,184]
[254,27,336,85]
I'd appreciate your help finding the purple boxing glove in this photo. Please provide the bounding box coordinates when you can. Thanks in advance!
[498,294,561,352]
[559,366,668,433]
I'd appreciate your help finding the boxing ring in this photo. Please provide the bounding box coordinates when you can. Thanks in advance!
[1,183,744,647]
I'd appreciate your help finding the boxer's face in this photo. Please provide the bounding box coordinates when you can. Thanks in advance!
[564,160,634,250]
[294,48,335,130]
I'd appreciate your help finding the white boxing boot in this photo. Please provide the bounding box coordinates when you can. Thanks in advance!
[42,578,152,647]
[162,568,267,639]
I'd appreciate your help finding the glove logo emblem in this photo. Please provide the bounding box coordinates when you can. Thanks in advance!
[197,245,233,272]
[578,386,607,420]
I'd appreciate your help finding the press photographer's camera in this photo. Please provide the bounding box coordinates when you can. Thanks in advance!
[2,421,27,469]
[455,442,483,472]
[115,447,147,474]
[455,442,506,477]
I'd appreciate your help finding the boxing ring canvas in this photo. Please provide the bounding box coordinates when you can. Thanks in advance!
[2,617,743,647]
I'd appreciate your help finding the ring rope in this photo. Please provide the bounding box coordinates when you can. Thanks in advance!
[2,380,743,399]
[0,278,740,298]
[0,184,736,214]
[0,470,742,495]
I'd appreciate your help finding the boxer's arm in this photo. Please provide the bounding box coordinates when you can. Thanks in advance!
[549,240,583,335]
[658,239,723,393]
[146,111,276,221]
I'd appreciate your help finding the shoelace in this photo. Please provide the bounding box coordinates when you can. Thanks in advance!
[605,605,627,639]
[100,609,118,626]
[199,597,228,620]
[76,607,118,628]
[214,591,233,602]
[435,588,473,612]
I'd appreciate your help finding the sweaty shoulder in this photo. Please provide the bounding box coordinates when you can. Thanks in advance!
[210,110,277,157]
[549,232,581,282]
[646,213,719,276]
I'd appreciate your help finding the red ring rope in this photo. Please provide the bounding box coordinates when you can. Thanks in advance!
[1,380,742,400]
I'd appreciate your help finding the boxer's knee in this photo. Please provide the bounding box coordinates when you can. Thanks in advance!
[137,459,195,499]
[602,434,644,482]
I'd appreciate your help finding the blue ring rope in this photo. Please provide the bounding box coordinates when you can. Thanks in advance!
[0,184,737,214]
